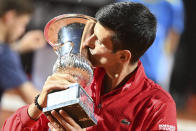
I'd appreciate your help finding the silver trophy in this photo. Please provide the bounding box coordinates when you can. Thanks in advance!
[42,14,97,128]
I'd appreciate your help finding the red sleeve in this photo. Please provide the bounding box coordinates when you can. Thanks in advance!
[2,105,49,131]
[145,100,177,131]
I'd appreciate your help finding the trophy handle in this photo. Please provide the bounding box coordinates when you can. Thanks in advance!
[44,14,96,50]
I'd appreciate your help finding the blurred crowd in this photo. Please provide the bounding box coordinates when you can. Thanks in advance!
[0,0,196,129]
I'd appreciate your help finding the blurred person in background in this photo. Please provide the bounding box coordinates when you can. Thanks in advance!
[170,0,196,115]
[117,0,184,91]
[0,0,46,105]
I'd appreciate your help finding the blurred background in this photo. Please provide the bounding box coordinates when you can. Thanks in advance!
[0,0,196,130]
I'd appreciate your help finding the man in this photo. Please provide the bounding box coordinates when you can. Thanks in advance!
[2,2,177,131]
[0,0,45,104]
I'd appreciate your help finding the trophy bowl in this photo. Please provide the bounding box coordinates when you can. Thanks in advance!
[42,14,97,128]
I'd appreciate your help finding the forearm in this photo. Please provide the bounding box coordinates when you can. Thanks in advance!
[2,105,49,131]
[11,41,23,53]
[2,72,76,130]
[11,30,46,53]
[2,105,38,130]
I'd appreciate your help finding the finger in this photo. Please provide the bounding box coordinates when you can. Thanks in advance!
[47,115,63,129]
[46,115,56,123]
[44,77,73,88]
[59,110,81,128]
[48,122,64,131]
[48,122,55,130]
[46,74,77,86]
[49,78,76,85]
[51,110,73,131]
[43,83,70,94]
[52,73,77,83]
[45,73,76,85]
[44,75,73,92]
[42,80,71,96]
[45,77,72,87]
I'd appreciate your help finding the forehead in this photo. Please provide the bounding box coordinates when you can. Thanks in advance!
[94,22,115,40]
[94,22,115,48]
[14,14,31,22]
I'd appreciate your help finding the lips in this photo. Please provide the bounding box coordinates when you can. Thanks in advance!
[87,48,93,63]
[81,47,93,64]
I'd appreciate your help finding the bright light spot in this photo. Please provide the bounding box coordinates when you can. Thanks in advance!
[115,74,119,78]
[100,57,107,64]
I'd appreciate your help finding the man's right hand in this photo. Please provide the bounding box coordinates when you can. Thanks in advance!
[28,73,77,120]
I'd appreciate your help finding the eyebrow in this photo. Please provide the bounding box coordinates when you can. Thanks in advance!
[93,27,97,38]
[93,31,100,42]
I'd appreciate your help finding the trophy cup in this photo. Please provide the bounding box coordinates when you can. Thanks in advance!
[42,14,97,128]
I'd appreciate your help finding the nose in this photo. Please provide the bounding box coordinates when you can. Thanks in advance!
[80,34,96,58]
[82,34,96,49]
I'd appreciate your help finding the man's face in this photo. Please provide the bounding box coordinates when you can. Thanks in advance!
[82,22,119,69]
[6,14,31,43]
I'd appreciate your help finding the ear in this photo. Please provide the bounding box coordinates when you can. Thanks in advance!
[2,10,16,24]
[116,50,131,63]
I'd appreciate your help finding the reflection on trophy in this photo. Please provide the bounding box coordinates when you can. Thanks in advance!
[42,14,97,128]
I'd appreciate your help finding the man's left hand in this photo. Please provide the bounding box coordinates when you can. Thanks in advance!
[47,110,86,131]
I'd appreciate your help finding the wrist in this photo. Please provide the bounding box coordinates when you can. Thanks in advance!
[34,94,43,111]
[27,94,43,120]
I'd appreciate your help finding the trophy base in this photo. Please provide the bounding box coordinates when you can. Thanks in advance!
[43,84,97,128]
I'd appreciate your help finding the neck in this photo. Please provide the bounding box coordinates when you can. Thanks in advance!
[103,62,138,94]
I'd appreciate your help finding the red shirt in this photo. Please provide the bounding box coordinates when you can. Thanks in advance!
[2,62,177,131]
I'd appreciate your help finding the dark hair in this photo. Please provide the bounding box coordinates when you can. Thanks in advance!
[95,2,157,63]
[0,0,34,17]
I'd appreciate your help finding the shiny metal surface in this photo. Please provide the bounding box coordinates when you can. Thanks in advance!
[43,14,97,128]
[44,14,96,87]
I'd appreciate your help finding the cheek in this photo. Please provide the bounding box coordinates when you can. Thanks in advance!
[99,57,108,64]
[6,27,16,42]
[90,45,109,55]
[8,25,24,41]
[98,53,116,65]
[15,25,25,36]
[14,20,26,36]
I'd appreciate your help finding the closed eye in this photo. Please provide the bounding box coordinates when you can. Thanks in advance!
[95,40,103,45]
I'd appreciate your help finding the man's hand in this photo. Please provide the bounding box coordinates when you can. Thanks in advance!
[12,30,46,53]
[47,110,86,131]
[28,73,77,120]
[38,73,77,108]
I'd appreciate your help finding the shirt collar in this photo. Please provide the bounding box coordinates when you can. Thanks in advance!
[93,61,146,89]
[125,61,146,89]
[92,61,146,106]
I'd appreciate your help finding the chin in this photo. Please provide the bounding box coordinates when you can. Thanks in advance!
[91,62,103,68]
[9,37,18,43]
